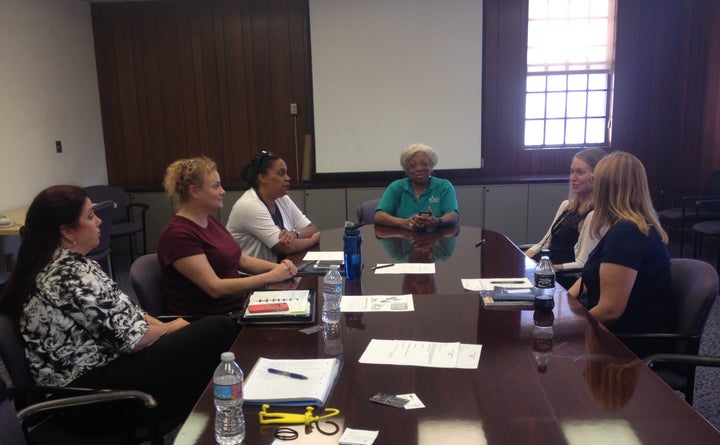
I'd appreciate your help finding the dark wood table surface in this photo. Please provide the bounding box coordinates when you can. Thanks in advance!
[174,226,720,444]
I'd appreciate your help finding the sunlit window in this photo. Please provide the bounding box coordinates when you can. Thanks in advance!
[525,0,616,148]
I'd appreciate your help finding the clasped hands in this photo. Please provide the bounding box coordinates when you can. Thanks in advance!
[406,208,440,231]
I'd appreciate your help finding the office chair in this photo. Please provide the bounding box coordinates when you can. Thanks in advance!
[615,258,719,404]
[86,200,115,278]
[355,198,381,224]
[84,185,149,262]
[130,253,167,317]
[0,313,164,444]
[658,170,720,257]
[692,198,720,271]
[1,377,25,445]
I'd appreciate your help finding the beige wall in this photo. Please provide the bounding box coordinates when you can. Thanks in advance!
[0,0,107,210]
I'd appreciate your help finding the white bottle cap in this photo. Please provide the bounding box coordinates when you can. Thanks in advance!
[221,352,235,362]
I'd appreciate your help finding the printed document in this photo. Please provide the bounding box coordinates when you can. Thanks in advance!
[340,294,414,312]
[359,339,481,369]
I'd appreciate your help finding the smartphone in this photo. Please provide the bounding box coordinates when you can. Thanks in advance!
[418,211,431,216]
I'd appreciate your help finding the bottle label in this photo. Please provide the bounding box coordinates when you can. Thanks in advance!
[534,274,554,288]
[323,283,342,294]
[214,382,243,400]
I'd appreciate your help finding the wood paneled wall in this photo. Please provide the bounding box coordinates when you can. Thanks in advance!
[612,0,720,201]
[93,0,720,201]
[92,0,312,189]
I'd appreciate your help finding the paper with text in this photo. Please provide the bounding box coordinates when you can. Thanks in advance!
[374,263,436,274]
[359,339,481,369]
[303,251,344,261]
[340,294,414,312]
[462,277,533,292]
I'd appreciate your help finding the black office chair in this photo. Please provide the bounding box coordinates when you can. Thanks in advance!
[129,254,200,322]
[130,253,167,317]
[355,198,381,224]
[1,377,24,445]
[0,313,164,444]
[86,200,115,278]
[692,198,720,271]
[615,258,719,404]
[659,170,720,257]
[84,185,149,262]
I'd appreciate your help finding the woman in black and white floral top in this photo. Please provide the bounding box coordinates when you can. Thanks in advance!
[0,185,239,428]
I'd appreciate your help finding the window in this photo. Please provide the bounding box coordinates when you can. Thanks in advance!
[525,0,616,148]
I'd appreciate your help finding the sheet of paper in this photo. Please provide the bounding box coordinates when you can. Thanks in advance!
[373,263,436,274]
[340,294,415,312]
[339,428,379,445]
[358,339,481,368]
[457,343,483,369]
[302,251,344,261]
[462,277,533,292]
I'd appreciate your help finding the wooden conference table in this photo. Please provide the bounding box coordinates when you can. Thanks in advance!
[174,225,720,444]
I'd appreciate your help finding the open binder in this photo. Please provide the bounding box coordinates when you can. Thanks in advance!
[243,357,340,406]
[237,289,316,325]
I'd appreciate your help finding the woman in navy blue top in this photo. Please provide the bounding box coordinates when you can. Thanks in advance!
[568,152,674,335]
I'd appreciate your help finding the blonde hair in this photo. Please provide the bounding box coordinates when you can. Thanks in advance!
[589,151,668,243]
[566,147,608,215]
[163,156,217,203]
[400,143,438,171]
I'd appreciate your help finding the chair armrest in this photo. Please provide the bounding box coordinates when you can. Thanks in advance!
[659,188,702,209]
[128,203,149,211]
[643,353,720,369]
[695,197,720,209]
[17,389,157,424]
[614,332,696,342]
[155,315,203,323]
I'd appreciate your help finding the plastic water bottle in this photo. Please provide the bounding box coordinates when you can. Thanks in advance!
[343,222,363,279]
[534,255,556,311]
[532,310,555,373]
[322,264,343,323]
[214,352,245,445]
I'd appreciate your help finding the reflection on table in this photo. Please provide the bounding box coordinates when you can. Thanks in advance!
[174,227,720,445]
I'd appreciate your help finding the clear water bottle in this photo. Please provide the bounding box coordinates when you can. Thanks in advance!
[322,264,343,323]
[343,222,363,279]
[532,310,555,373]
[214,352,245,445]
[534,255,556,311]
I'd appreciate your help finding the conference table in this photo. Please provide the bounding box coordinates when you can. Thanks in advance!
[174,225,720,444]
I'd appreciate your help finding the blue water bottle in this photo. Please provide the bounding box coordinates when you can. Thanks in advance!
[343,222,363,279]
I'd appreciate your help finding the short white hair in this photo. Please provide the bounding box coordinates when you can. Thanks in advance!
[400,143,438,171]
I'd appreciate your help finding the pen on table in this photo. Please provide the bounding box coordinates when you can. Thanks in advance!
[372,263,395,270]
[474,239,486,247]
[490,280,526,284]
[267,368,308,380]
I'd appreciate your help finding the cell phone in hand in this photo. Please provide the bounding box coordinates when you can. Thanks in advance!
[418,211,431,216]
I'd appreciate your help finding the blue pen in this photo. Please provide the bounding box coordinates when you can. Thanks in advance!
[268,368,309,380]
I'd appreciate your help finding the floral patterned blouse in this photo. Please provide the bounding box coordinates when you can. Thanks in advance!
[21,247,148,386]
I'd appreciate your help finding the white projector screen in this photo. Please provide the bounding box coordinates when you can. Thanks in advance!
[309,0,483,174]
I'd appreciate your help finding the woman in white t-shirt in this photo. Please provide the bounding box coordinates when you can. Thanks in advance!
[227,150,320,262]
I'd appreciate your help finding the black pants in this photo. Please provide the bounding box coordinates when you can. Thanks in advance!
[68,315,240,429]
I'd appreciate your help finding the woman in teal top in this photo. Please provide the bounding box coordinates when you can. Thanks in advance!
[375,143,460,231]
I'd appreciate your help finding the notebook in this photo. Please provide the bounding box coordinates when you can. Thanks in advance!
[481,286,536,309]
[243,357,340,406]
[238,289,315,325]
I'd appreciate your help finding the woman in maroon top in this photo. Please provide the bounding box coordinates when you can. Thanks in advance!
[157,156,297,315]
